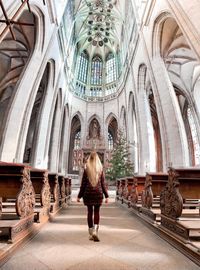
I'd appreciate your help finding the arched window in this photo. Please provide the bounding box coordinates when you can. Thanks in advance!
[73,131,81,171]
[91,56,103,85]
[74,131,81,150]
[106,53,117,84]
[77,52,88,83]
[68,115,81,173]
[108,132,114,150]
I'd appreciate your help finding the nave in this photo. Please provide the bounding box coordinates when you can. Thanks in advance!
[1,192,199,270]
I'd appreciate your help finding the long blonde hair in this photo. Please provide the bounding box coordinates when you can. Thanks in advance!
[86,152,103,187]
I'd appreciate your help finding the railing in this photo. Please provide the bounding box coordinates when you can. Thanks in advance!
[71,75,125,102]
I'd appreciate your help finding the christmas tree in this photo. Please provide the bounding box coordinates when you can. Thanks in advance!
[106,129,134,183]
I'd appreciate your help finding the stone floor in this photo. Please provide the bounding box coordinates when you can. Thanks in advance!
[1,191,199,270]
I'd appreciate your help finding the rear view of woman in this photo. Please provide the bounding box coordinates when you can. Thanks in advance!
[77,151,109,242]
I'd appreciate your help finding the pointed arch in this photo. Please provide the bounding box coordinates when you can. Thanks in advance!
[58,103,70,173]
[106,112,118,126]
[128,92,138,172]
[71,111,84,126]
[152,12,200,167]
[68,114,82,174]
[138,64,147,92]
[120,106,127,133]
[88,117,101,139]
[48,88,63,171]
[30,5,45,52]
[23,62,51,164]
[0,9,36,148]
[88,116,101,140]
[108,116,118,144]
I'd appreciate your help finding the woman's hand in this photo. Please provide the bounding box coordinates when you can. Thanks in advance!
[77,197,80,202]
[105,198,109,204]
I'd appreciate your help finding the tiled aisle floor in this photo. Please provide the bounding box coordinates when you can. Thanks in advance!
[1,191,199,270]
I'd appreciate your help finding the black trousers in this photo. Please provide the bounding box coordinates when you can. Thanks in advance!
[87,205,100,228]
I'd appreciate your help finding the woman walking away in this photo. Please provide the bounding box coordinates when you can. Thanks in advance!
[77,151,109,242]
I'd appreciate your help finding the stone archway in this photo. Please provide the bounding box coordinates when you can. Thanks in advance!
[0,10,36,147]
[23,63,50,164]
[68,115,82,174]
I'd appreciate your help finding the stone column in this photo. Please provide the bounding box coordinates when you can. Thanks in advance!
[135,87,153,174]
[151,56,190,167]
[0,52,43,162]
[31,71,56,169]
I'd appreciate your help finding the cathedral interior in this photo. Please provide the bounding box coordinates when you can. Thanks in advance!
[0,0,200,269]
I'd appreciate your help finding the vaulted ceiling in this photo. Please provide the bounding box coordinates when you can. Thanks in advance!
[74,0,124,59]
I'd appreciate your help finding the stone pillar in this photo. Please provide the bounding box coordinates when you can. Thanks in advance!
[47,94,62,172]
[136,89,153,174]
[151,56,190,167]
[0,53,43,162]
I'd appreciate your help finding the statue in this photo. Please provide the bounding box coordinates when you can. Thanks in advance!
[89,119,100,139]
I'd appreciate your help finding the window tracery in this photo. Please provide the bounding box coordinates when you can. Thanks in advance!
[91,56,103,85]
[77,52,88,84]
[106,53,117,84]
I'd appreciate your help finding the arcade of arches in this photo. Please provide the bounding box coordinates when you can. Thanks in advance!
[0,0,200,269]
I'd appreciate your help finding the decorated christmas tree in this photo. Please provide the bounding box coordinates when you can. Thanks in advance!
[106,129,134,183]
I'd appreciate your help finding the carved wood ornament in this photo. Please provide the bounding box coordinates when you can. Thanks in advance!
[160,168,183,219]
[40,171,51,209]
[130,179,138,204]
[16,167,35,218]
[141,174,153,209]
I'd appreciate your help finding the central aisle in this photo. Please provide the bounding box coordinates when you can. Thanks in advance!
[2,193,199,270]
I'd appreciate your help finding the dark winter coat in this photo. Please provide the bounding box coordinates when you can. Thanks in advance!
[78,170,109,206]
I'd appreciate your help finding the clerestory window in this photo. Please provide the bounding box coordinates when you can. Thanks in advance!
[91,56,103,85]
[106,53,117,84]
[77,52,88,84]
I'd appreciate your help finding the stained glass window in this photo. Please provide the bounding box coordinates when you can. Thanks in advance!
[77,52,88,83]
[91,56,103,85]
[187,107,200,165]
[106,53,117,84]
[108,132,114,150]
[74,131,81,150]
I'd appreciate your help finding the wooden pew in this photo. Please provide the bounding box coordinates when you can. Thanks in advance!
[0,162,35,243]
[160,167,200,240]
[122,178,134,207]
[130,175,145,211]
[65,177,71,204]
[58,175,66,207]
[30,168,51,223]
[140,173,168,221]
[117,178,126,203]
[48,173,60,213]
[68,178,72,198]
[116,179,121,200]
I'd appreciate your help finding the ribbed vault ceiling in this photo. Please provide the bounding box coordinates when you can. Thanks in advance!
[74,0,123,59]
